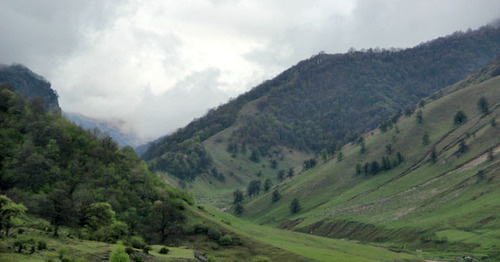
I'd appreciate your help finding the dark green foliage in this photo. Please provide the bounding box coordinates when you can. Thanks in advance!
[272,190,281,203]
[287,168,294,178]
[418,100,425,108]
[491,118,496,127]
[454,110,468,125]
[207,227,222,240]
[422,133,430,146]
[250,149,260,163]
[370,161,380,174]
[396,152,404,164]
[359,142,366,154]
[234,203,244,215]
[337,151,343,162]
[385,144,392,155]
[247,180,261,197]
[277,170,285,181]
[477,97,489,115]
[159,247,169,254]
[363,162,370,174]
[416,111,423,124]
[264,179,273,192]
[381,156,391,170]
[142,245,152,254]
[0,85,189,244]
[290,198,301,214]
[37,241,47,251]
[404,106,415,117]
[303,158,317,170]
[457,139,468,155]
[355,163,362,175]
[488,147,494,161]
[218,235,233,246]
[430,147,438,164]
[233,190,244,204]
[142,26,500,180]
[270,159,278,169]
[130,236,146,249]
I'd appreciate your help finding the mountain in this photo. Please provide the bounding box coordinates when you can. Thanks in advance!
[63,111,145,149]
[235,59,500,261]
[142,25,500,200]
[1,82,415,261]
[0,63,61,113]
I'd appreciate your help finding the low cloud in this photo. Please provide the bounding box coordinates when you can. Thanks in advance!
[1,0,499,141]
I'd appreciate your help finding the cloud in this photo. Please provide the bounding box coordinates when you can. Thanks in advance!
[1,0,499,141]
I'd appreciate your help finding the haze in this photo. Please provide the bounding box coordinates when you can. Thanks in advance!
[1,0,499,142]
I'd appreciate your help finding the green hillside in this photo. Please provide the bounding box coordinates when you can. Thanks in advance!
[143,25,500,189]
[236,60,500,261]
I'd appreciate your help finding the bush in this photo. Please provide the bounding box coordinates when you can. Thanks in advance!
[37,240,47,251]
[110,242,129,262]
[125,246,134,255]
[218,235,233,246]
[159,247,169,254]
[207,227,222,240]
[194,224,208,234]
[142,245,152,254]
[130,236,146,249]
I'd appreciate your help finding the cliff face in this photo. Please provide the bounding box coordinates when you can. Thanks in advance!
[0,64,61,113]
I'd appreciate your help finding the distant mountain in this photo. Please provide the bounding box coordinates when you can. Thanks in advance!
[63,111,145,148]
[142,25,500,183]
[0,63,60,113]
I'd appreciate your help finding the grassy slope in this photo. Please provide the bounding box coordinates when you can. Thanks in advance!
[161,101,312,208]
[238,75,500,260]
[190,205,420,261]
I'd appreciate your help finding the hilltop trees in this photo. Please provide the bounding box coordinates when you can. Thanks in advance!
[233,190,244,204]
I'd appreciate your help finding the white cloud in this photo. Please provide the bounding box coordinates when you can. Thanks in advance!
[1,0,499,141]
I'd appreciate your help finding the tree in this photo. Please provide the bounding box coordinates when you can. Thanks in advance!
[149,200,184,243]
[430,147,438,164]
[359,142,366,154]
[487,147,494,162]
[277,170,285,181]
[289,198,301,214]
[287,168,294,178]
[44,187,74,237]
[233,190,244,204]
[370,161,380,174]
[385,144,392,155]
[454,110,467,125]
[355,163,362,175]
[264,179,273,192]
[234,203,244,215]
[250,149,260,162]
[337,151,343,162]
[272,190,281,203]
[0,195,27,236]
[84,202,115,231]
[477,97,489,115]
[456,139,468,155]
[247,180,261,197]
[416,110,423,124]
[422,133,430,146]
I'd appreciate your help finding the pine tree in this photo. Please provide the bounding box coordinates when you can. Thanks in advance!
[290,198,301,214]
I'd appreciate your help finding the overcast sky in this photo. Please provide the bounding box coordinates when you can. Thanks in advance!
[1,0,499,142]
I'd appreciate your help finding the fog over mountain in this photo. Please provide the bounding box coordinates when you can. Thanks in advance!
[1,0,499,141]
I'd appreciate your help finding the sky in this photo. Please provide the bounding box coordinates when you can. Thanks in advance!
[1,0,499,142]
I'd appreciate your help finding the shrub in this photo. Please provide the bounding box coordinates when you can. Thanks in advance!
[142,245,152,254]
[218,235,233,246]
[207,227,222,240]
[130,236,146,249]
[110,242,129,262]
[125,246,134,255]
[159,247,169,254]
[37,240,47,251]
[454,110,467,125]
[194,224,208,234]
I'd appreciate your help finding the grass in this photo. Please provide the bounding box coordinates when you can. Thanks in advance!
[229,75,500,260]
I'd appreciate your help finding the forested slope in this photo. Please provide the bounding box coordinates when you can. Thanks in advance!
[143,25,500,182]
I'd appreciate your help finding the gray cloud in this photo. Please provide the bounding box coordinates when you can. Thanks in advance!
[1,0,498,141]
